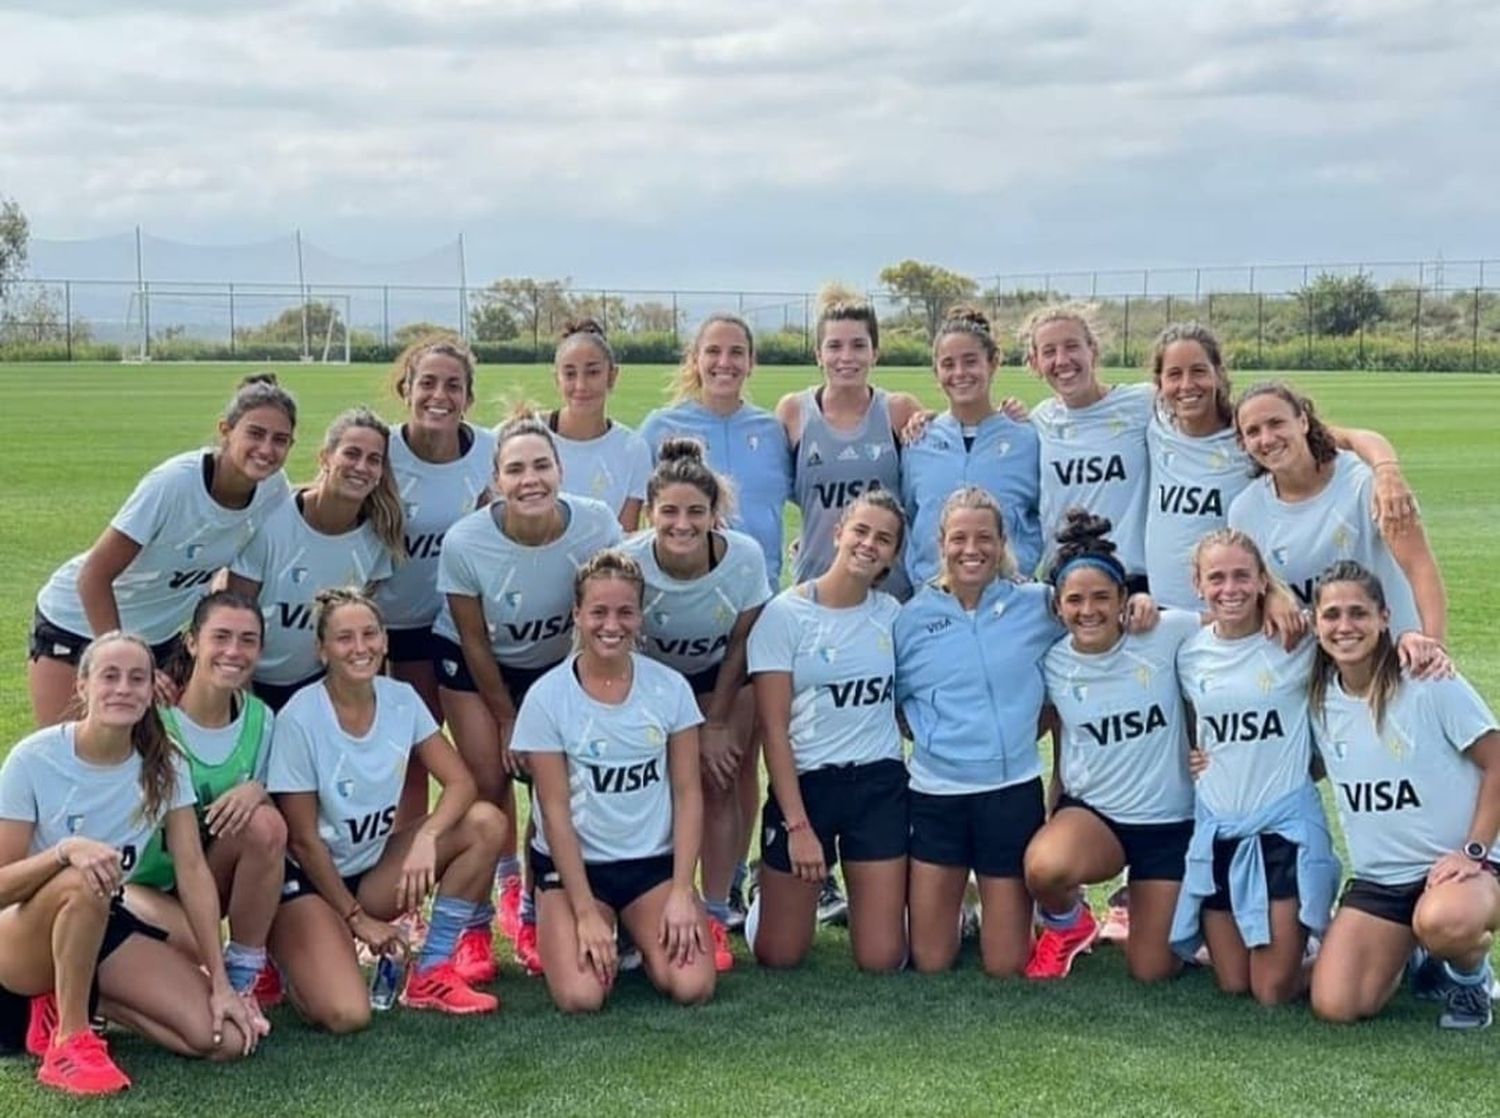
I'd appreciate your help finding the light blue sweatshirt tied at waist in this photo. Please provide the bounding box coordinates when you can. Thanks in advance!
[1169,780,1342,961]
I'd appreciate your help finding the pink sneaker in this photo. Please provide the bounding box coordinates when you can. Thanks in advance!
[453,927,499,986]
[1025,907,1099,980]
[497,876,523,945]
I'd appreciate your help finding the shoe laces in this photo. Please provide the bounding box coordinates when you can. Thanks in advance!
[1446,979,1490,1018]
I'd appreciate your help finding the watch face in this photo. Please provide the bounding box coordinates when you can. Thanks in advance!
[1465,842,1487,861]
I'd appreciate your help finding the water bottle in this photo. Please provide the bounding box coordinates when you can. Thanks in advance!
[368,949,407,1011]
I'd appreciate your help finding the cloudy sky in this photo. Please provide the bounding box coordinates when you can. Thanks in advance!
[3,0,1497,292]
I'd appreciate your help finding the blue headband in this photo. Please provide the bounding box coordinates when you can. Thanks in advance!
[1051,553,1127,589]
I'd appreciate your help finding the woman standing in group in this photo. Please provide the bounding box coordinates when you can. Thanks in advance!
[374,338,497,830]
[128,591,284,1015]
[28,374,296,726]
[1024,512,1199,983]
[622,439,771,970]
[0,633,261,1096]
[894,487,1061,977]
[780,286,924,602]
[228,408,402,711]
[901,307,1042,586]
[1170,529,1341,1004]
[1308,561,1499,1031]
[548,318,653,532]
[747,490,909,972]
[1229,381,1445,643]
[432,412,622,973]
[268,589,506,1021]
[639,313,791,591]
[512,551,716,1012]
[1146,325,1418,612]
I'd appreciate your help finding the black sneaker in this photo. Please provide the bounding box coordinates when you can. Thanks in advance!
[817,875,848,926]
[725,884,748,933]
[1438,966,1494,1030]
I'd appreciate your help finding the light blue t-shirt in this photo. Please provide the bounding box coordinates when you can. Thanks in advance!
[1178,629,1317,819]
[1032,382,1153,577]
[747,587,903,773]
[638,400,792,590]
[900,412,1043,584]
[554,421,653,520]
[512,654,702,864]
[1045,610,1200,824]
[621,529,771,677]
[432,495,623,669]
[0,722,195,873]
[895,578,1061,795]
[1317,674,1499,885]
[266,677,439,875]
[1227,451,1419,634]
[1144,412,1251,611]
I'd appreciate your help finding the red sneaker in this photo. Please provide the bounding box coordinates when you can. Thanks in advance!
[25,992,58,1058]
[497,875,523,944]
[514,922,544,977]
[37,1031,131,1096]
[400,961,499,1015]
[252,962,285,1009]
[1024,907,1099,980]
[453,927,499,986]
[709,918,734,973]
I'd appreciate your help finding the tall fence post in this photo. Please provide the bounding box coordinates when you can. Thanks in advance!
[229,283,236,358]
[671,292,679,353]
[1121,295,1131,366]
[1413,285,1423,366]
[1474,286,1482,372]
[64,281,72,361]
[382,286,390,347]
[143,281,152,360]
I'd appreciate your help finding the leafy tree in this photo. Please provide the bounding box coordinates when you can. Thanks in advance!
[625,300,680,334]
[234,300,344,347]
[472,278,575,350]
[878,259,979,338]
[394,321,457,347]
[1301,271,1385,336]
[469,293,520,341]
[0,194,27,299]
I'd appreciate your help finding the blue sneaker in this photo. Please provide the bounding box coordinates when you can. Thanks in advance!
[1437,963,1494,1030]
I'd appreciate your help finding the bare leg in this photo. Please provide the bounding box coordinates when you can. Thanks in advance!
[977,877,1035,978]
[0,869,109,1039]
[752,866,819,969]
[907,861,968,973]
[619,882,716,1005]
[27,657,78,729]
[843,858,908,973]
[535,889,610,1014]
[267,896,370,1034]
[1309,907,1411,1023]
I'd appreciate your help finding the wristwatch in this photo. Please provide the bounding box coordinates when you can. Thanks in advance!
[1463,841,1487,862]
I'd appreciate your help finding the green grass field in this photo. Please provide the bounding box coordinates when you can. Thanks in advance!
[2,362,1499,1115]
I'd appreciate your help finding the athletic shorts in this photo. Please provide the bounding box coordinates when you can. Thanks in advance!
[431,635,554,703]
[252,672,324,714]
[530,846,675,915]
[386,624,438,664]
[1125,574,1150,597]
[1054,795,1194,882]
[0,896,168,1053]
[682,662,721,697]
[760,758,908,874]
[28,608,182,669]
[909,779,1044,879]
[279,860,368,909]
[1339,861,1500,927]
[1202,833,1299,912]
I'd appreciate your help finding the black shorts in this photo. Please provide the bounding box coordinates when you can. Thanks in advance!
[530,846,674,914]
[1339,862,1500,927]
[280,860,368,909]
[0,897,168,1053]
[432,635,554,703]
[28,608,183,669]
[387,624,438,664]
[1202,833,1300,912]
[760,758,909,873]
[1125,574,1150,597]
[252,673,323,713]
[1055,795,1194,882]
[683,662,721,697]
[909,779,1044,879]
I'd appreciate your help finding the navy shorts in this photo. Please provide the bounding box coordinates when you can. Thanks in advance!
[432,635,553,703]
[1054,795,1194,882]
[760,758,908,873]
[909,778,1044,879]
[0,897,168,1053]
[386,624,438,664]
[28,608,182,670]
[1202,833,1299,912]
[530,846,675,914]
[279,860,369,909]
[251,673,324,713]
[682,662,721,697]
[1339,862,1500,927]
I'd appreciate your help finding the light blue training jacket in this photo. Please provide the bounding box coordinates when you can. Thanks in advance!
[1169,780,1342,960]
[894,577,1061,791]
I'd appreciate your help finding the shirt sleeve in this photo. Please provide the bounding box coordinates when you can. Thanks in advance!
[510,677,565,754]
[168,753,197,811]
[435,523,481,597]
[266,711,319,794]
[1430,677,1500,754]
[252,711,275,783]
[732,541,772,612]
[109,460,177,547]
[747,597,798,675]
[0,749,37,823]
[1157,609,1205,652]
[624,434,652,502]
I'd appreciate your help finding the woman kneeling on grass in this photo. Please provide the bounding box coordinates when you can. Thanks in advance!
[512,550,715,1013]
[747,489,909,972]
[0,633,261,1096]
[268,589,505,1022]
[1308,561,1500,1031]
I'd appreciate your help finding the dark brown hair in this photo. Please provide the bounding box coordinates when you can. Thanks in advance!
[1309,560,1402,732]
[1235,381,1338,478]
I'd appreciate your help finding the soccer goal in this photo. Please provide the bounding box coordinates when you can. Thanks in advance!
[122,287,352,364]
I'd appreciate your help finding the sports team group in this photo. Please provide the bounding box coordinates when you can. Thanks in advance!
[2,288,1495,1096]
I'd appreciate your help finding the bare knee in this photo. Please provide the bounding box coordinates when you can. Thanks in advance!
[1414,897,1491,959]
[1310,985,1367,1024]
[550,980,607,1015]
[242,805,288,859]
[55,867,113,918]
[462,802,506,852]
[910,939,959,975]
[853,940,907,974]
[666,967,715,1007]
[1022,846,1074,896]
[753,939,808,970]
[1213,966,1251,997]
[1127,955,1182,985]
[315,999,372,1035]
[1250,970,1302,1007]
[200,1021,252,1063]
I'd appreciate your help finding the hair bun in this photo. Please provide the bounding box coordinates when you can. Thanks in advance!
[657,436,707,465]
[943,303,991,334]
[1054,508,1116,556]
[238,371,279,388]
[559,316,607,341]
[816,282,864,315]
